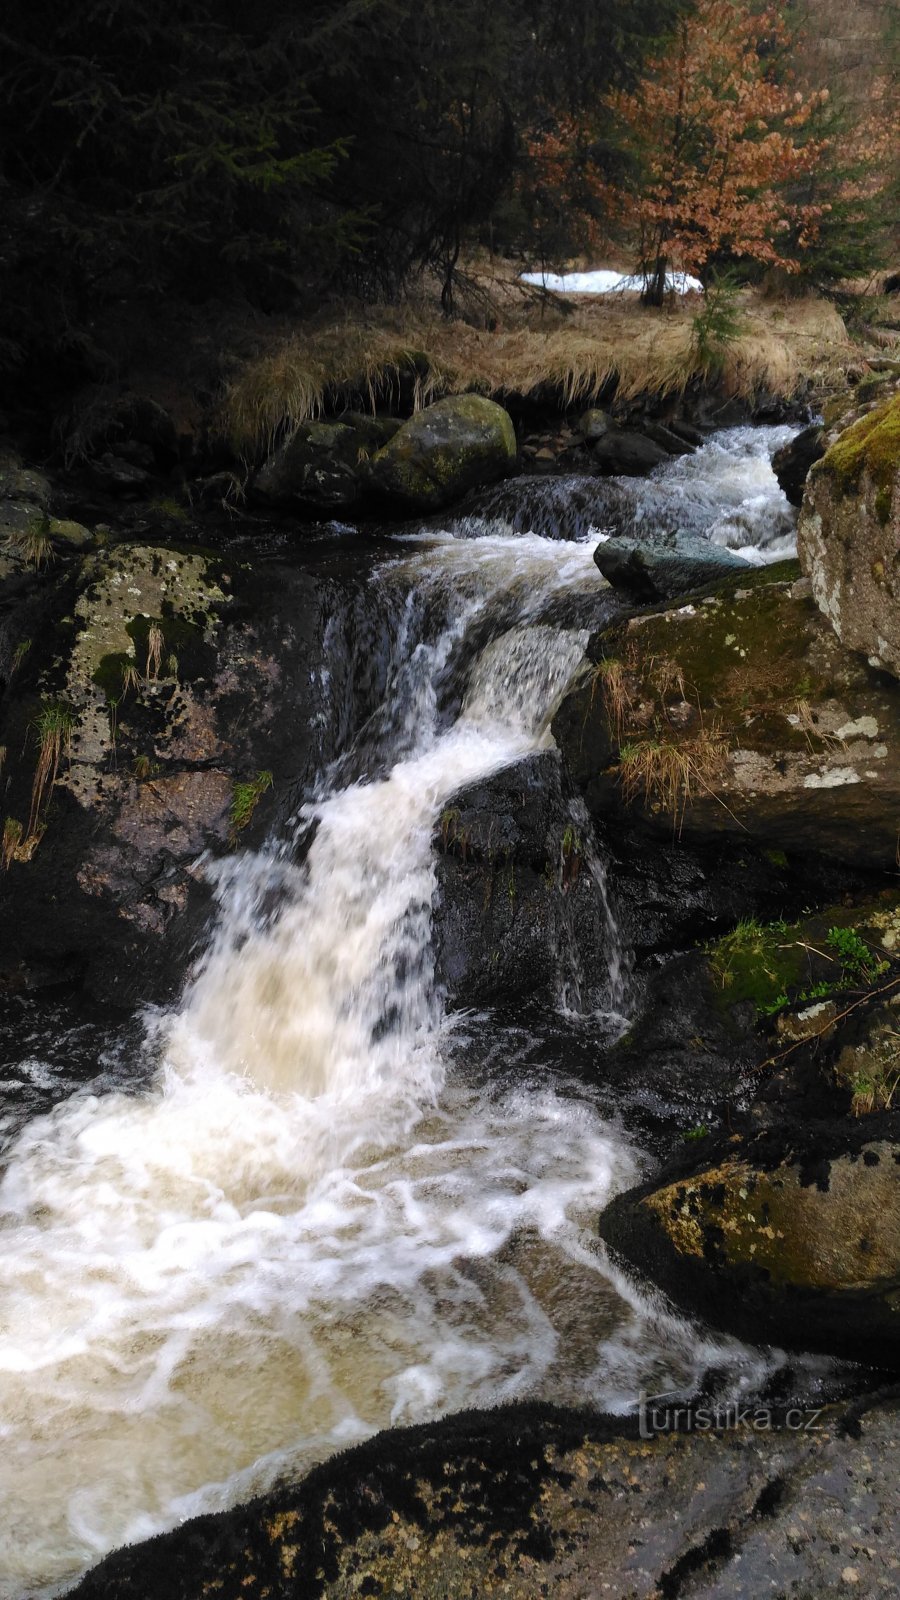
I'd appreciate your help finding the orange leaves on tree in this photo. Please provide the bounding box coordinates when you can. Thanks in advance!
[606,0,832,292]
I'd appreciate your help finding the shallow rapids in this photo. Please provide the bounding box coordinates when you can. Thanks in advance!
[0,429,801,1597]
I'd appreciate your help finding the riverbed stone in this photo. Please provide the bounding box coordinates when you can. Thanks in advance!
[66,1399,900,1600]
[593,528,746,601]
[600,1114,900,1369]
[254,414,399,509]
[592,427,669,476]
[553,560,900,869]
[366,394,517,510]
[798,389,900,676]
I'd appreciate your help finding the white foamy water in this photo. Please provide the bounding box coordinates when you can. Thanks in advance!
[644,423,799,562]
[0,448,797,1597]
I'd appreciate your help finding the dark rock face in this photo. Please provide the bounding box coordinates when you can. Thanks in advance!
[772,423,824,506]
[253,415,399,510]
[66,1399,900,1600]
[600,1114,900,1369]
[0,541,342,1006]
[592,428,669,476]
[433,752,615,1010]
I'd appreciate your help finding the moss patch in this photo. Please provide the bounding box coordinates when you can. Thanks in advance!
[707,897,898,1017]
[820,391,900,524]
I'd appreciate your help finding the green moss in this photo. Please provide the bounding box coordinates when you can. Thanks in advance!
[821,392,900,522]
[230,771,274,837]
[707,900,898,1017]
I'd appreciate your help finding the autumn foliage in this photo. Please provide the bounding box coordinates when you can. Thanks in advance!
[523,0,894,300]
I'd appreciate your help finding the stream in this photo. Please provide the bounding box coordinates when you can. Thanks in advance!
[0,424,826,1597]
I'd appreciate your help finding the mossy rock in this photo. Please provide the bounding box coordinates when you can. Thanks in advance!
[366,394,517,510]
[600,1115,900,1368]
[253,420,368,509]
[798,388,900,676]
[705,896,900,1020]
[553,564,900,867]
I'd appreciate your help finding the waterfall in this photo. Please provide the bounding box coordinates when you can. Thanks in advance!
[0,428,801,1598]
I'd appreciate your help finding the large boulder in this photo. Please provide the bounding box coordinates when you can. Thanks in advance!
[798,389,900,674]
[366,394,517,510]
[600,1115,900,1369]
[253,413,399,509]
[553,561,900,869]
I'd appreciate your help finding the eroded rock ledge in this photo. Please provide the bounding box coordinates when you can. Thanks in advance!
[67,1400,900,1599]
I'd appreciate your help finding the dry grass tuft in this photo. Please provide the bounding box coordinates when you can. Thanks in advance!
[221,261,857,459]
[618,727,729,826]
[592,657,636,742]
[146,623,164,681]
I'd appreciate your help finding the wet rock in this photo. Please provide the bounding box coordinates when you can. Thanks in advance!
[592,428,669,476]
[600,1115,900,1368]
[553,561,900,869]
[367,394,517,510]
[0,465,52,508]
[642,419,696,456]
[798,389,900,676]
[593,529,745,601]
[772,423,824,506]
[254,415,398,510]
[66,1399,900,1600]
[433,752,613,1009]
[0,541,340,1005]
[577,407,611,439]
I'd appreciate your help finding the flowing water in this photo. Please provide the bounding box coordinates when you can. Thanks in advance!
[0,426,811,1597]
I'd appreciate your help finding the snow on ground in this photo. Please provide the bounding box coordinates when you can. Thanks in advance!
[520,269,704,296]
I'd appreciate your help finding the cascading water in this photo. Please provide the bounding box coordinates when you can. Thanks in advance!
[0,428,805,1597]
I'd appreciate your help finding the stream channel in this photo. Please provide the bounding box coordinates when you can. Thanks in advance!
[0,425,838,1597]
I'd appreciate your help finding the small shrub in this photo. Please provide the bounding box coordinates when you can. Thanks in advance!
[691,272,746,377]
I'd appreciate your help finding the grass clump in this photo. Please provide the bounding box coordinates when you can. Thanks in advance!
[27,701,76,839]
[230,770,273,839]
[709,911,894,1018]
[619,728,728,826]
[5,524,55,570]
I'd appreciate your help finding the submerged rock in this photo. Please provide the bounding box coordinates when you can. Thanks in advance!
[798,389,900,676]
[553,561,900,869]
[600,1114,900,1369]
[367,394,517,510]
[66,1399,900,1599]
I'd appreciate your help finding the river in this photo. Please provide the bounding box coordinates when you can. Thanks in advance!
[0,424,821,1597]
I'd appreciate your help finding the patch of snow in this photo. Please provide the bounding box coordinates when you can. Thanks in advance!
[520,269,704,296]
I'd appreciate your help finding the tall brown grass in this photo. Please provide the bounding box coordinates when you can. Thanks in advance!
[222,267,855,459]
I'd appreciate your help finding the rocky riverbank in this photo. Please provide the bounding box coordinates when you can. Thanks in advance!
[1,358,899,1598]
